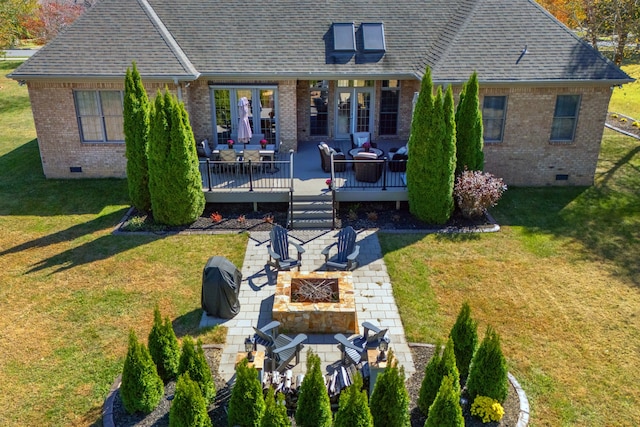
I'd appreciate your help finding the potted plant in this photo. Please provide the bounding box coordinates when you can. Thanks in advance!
[363,141,371,152]
[260,139,268,149]
[326,178,332,189]
[227,139,235,148]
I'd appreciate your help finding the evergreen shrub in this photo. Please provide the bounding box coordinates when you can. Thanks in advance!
[124,61,151,212]
[148,305,180,382]
[177,336,216,404]
[455,71,484,173]
[120,330,164,414]
[333,372,373,427]
[228,358,265,427]
[369,350,410,427]
[295,350,332,427]
[466,326,509,403]
[450,302,478,381]
[417,342,443,415]
[260,386,290,427]
[169,372,212,427]
[424,375,464,427]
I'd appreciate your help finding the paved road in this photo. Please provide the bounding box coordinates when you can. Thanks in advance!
[2,49,38,58]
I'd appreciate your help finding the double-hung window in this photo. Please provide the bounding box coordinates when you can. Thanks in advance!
[482,96,507,143]
[550,95,580,142]
[74,90,124,143]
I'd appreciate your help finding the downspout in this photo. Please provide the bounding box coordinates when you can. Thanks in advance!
[174,78,182,102]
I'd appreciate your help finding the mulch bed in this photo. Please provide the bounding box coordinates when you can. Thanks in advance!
[607,112,640,138]
[112,346,522,426]
[118,201,492,233]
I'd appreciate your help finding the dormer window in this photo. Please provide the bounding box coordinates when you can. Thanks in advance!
[361,23,386,52]
[333,23,356,52]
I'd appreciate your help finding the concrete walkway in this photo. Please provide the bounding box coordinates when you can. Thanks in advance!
[200,228,415,384]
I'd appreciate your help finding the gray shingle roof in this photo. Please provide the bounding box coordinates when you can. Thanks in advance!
[9,0,632,84]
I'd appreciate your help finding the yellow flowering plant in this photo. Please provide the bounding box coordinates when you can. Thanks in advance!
[470,395,505,423]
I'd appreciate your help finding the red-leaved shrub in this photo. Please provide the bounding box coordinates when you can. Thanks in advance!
[454,170,507,219]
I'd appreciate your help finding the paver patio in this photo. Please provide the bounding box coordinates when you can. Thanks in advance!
[200,229,416,385]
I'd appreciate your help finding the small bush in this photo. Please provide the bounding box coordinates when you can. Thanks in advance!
[295,350,332,427]
[449,302,478,382]
[424,375,464,427]
[169,373,212,427]
[148,305,180,383]
[228,358,266,427]
[178,336,216,404]
[466,326,509,403]
[441,339,460,394]
[632,121,640,128]
[261,386,291,427]
[417,341,443,415]
[369,350,410,427]
[620,117,628,122]
[470,395,505,423]
[453,170,507,219]
[333,373,373,427]
[120,330,164,414]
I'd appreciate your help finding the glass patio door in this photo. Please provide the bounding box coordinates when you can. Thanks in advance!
[335,85,374,140]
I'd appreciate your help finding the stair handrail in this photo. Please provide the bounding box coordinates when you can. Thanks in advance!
[289,149,295,229]
[330,152,336,229]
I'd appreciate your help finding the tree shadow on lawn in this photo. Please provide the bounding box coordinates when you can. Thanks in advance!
[0,139,129,216]
[0,208,162,274]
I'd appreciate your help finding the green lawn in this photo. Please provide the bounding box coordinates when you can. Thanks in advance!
[1,61,639,426]
[608,59,640,119]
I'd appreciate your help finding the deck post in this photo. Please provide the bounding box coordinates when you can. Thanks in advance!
[382,157,388,191]
[206,159,212,191]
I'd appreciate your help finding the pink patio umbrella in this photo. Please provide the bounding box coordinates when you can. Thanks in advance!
[237,96,252,143]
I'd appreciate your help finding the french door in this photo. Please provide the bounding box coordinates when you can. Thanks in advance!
[210,86,278,145]
[335,86,375,140]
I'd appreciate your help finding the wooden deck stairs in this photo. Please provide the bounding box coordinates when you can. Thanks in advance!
[288,193,334,229]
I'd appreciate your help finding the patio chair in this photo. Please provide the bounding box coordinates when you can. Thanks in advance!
[241,149,263,173]
[267,225,305,271]
[334,321,389,366]
[350,131,377,149]
[353,152,383,183]
[197,139,214,158]
[270,332,308,372]
[388,147,408,172]
[321,226,360,271]
[252,320,281,350]
[318,143,346,173]
[218,149,239,173]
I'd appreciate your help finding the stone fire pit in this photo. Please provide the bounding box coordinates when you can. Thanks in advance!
[273,271,357,334]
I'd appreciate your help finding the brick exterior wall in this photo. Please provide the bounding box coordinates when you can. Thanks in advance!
[28,78,612,186]
[481,85,612,186]
[28,80,174,178]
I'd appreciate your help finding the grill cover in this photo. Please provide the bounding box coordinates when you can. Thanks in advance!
[201,256,242,319]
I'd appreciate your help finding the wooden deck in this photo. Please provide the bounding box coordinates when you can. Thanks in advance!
[200,140,409,204]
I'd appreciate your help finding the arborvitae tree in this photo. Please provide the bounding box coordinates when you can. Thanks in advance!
[455,71,484,173]
[407,68,434,221]
[295,350,332,427]
[417,342,443,416]
[228,358,266,427]
[260,386,291,427]
[417,85,455,224]
[120,330,164,414]
[334,372,373,427]
[440,85,457,220]
[424,375,464,427]
[466,326,509,403]
[441,338,460,395]
[148,305,180,382]
[369,350,410,427]
[450,302,478,382]
[177,336,216,404]
[148,91,170,219]
[169,372,212,427]
[147,89,205,225]
[124,61,151,212]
